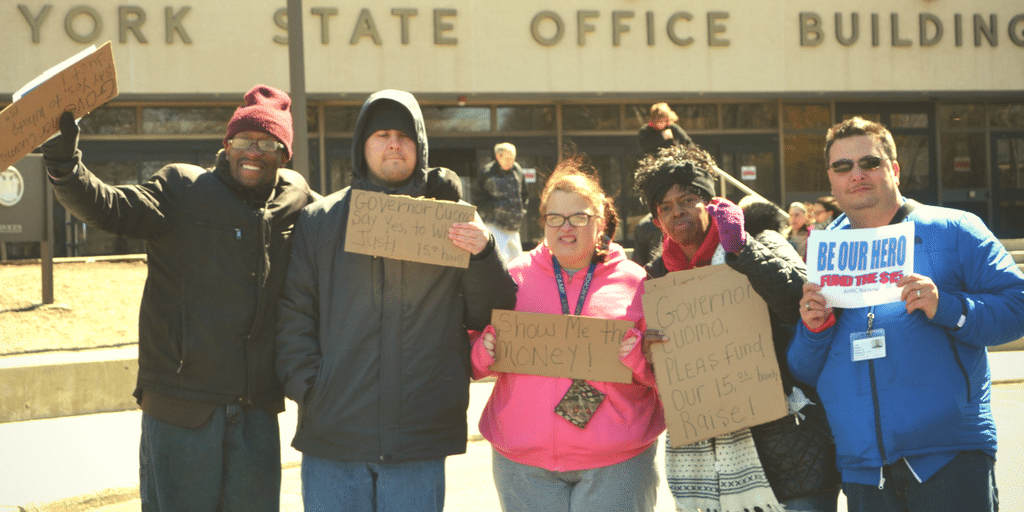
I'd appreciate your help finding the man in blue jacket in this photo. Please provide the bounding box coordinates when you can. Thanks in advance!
[790,116,1024,512]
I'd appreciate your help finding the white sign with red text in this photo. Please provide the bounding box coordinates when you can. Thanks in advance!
[806,222,915,309]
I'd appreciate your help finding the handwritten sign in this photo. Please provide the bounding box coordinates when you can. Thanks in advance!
[643,265,787,446]
[345,189,476,268]
[0,42,118,171]
[489,310,634,384]
[806,222,915,309]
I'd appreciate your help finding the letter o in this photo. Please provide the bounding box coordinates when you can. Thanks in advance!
[65,6,103,43]
[531,11,564,46]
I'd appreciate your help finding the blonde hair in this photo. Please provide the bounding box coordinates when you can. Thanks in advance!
[649,103,678,124]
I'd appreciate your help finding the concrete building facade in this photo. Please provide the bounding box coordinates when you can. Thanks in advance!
[3,1,1023,255]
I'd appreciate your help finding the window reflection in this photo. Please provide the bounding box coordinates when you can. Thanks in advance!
[783,104,830,130]
[995,137,1024,190]
[324,106,360,133]
[79,107,135,134]
[941,134,985,189]
[142,107,234,135]
[784,134,828,192]
[939,104,985,128]
[724,103,777,129]
[422,106,490,132]
[989,103,1024,128]
[895,135,930,191]
[563,105,619,130]
[890,114,929,129]
[496,106,555,131]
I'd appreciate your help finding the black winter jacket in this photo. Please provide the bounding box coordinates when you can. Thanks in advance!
[275,90,518,463]
[50,150,317,411]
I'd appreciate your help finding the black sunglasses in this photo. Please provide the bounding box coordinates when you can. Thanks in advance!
[829,155,885,173]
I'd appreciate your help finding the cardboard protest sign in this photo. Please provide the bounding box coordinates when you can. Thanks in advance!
[806,222,915,309]
[489,310,634,383]
[345,189,476,268]
[643,266,787,446]
[0,42,118,171]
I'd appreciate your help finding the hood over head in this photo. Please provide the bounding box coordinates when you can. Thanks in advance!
[351,89,430,196]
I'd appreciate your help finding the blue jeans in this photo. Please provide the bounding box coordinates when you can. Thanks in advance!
[140,405,281,512]
[781,486,840,512]
[843,451,998,512]
[491,444,659,512]
[301,454,446,512]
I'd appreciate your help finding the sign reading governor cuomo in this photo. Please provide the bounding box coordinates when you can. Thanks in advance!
[643,265,787,446]
[344,189,476,268]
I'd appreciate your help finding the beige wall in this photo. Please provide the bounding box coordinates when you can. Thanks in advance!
[3,0,1023,96]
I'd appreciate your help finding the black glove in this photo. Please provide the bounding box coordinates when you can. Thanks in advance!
[40,111,80,177]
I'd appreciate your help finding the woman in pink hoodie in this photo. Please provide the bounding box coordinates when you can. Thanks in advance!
[471,157,665,511]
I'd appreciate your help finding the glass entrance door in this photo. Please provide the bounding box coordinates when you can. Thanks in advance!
[992,133,1024,238]
[694,135,780,206]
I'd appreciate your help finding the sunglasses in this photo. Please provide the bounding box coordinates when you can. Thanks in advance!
[228,138,284,153]
[829,155,886,173]
[544,212,595,228]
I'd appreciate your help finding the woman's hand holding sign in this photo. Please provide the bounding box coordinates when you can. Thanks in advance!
[799,283,832,331]
[898,273,939,319]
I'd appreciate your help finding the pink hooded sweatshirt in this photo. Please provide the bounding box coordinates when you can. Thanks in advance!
[471,242,665,472]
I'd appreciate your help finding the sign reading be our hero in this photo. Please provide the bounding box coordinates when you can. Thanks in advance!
[806,222,916,309]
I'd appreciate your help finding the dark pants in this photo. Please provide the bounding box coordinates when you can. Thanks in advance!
[140,405,281,512]
[843,451,998,512]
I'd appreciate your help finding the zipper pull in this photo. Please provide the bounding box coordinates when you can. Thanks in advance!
[236,228,242,240]
[878,466,886,489]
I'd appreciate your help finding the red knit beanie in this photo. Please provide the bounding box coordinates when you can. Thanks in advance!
[224,85,294,160]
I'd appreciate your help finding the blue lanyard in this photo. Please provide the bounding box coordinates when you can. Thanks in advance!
[552,256,597,316]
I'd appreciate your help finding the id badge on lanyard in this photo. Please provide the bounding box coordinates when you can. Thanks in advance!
[851,307,886,362]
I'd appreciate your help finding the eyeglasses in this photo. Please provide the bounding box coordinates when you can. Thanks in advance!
[228,138,284,153]
[829,155,886,173]
[657,194,704,215]
[544,212,595,228]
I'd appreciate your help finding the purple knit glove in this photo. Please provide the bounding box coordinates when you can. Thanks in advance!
[706,198,746,253]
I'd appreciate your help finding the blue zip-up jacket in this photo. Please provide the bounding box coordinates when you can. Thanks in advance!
[788,202,1024,486]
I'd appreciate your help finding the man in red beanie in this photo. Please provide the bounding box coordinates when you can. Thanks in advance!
[40,84,319,512]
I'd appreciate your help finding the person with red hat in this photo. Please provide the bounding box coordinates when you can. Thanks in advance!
[40,84,319,511]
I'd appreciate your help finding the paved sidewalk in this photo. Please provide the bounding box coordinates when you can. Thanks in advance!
[2,351,1022,512]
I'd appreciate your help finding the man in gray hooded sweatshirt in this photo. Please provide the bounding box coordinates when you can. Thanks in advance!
[275,89,517,511]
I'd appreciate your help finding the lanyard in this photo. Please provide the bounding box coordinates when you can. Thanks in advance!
[552,256,597,316]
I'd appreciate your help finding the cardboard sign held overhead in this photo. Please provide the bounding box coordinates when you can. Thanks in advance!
[345,189,476,268]
[489,310,635,383]
[0,42,118,171]
[643,265,787,447]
